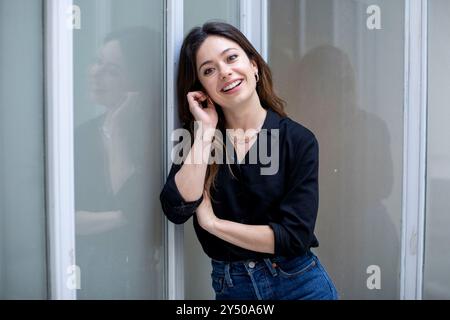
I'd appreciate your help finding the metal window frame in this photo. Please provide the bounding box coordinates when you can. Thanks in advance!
[401,0,428,300]
[44,0,77,300]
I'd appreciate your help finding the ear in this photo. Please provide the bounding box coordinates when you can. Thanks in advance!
[250,59,258,74]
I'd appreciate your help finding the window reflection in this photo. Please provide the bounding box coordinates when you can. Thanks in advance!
[74,26,163,299]
[292,45,398,299]
[268,0,404,299]
[424,0,450,300]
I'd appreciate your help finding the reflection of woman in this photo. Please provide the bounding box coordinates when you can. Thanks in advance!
[75,27,162,299]
[294,46,398,299]
[160,22,338,300]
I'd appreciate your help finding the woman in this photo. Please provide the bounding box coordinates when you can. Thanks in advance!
[160,21,338,300]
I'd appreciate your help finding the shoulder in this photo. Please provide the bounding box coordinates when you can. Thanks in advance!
[278,117,318,174]
[279,116,318,150]
[75,114,105,136]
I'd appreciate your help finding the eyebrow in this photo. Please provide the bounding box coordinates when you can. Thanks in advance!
[198,48,238,71]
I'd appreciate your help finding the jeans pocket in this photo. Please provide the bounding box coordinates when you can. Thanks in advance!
[275,255,317,278]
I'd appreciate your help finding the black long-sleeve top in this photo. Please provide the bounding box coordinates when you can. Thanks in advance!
[159,108,319,261]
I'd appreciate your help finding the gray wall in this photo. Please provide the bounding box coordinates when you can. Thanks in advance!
[0,0,47,299]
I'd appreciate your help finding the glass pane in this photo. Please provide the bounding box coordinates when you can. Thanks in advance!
[0,0,47,299]
[73,0,165,299]
[183,0,240,300]
[268,0,404,299]
[184,0,240,36]
[423,0,450,300]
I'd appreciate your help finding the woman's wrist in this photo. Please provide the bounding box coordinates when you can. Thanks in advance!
[196,124,216,143]
[202,131,215,143]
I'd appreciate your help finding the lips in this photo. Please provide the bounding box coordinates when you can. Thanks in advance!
[221,79,244,92]
[221,80,244,94]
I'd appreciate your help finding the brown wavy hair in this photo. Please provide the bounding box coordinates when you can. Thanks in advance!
[177,21,287,199]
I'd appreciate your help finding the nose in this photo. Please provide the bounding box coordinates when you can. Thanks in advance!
[219,64,233,80]
[89,63,103,78]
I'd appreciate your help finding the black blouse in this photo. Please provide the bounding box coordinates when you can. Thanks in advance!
[159,108,319,261]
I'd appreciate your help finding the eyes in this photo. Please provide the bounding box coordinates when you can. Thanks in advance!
[92,57,122,77]
[203,54,238,76]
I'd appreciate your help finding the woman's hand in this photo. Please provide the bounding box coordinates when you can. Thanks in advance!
[196,190,219,232]
[187,91,218,129]
[195,192,276,254]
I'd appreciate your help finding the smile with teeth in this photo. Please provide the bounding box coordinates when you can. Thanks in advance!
[222,80,243,92]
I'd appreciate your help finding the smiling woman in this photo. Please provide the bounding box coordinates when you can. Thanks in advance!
[160,21,339,300]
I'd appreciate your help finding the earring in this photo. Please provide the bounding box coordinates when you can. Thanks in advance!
[255,72,260,83]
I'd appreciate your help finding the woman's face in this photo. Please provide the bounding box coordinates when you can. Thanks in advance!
[195,35,258,109]
[88,40,131,108]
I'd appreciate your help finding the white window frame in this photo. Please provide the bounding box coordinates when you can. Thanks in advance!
[242,0,430,300]
[44,0,77,300]
[46,0,174,300]
[400,0,428,300]
[253,0,429,301]
[240,0,268,61]
[165,0,185,300]
[42,0,429,300]
[45,0,186,301]
[165,0,268,299]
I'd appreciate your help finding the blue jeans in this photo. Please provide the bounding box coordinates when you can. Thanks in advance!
[211,251,338,300]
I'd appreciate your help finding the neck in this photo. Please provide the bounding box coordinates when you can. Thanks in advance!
[222,95,267,131]
[104,93,129,113]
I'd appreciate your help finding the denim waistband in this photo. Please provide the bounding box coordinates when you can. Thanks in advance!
[211,251,314,277]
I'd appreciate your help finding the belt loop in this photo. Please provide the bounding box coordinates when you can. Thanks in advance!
[224,263,234,287]
[263,258,278,277]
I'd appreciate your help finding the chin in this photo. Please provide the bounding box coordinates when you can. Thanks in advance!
[230,93,250,105]
[88,92,107,106]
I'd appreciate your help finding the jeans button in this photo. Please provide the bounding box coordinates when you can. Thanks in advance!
[248,261,256,268]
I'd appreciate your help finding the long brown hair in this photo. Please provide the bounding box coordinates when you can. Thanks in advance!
[177,21,287,199]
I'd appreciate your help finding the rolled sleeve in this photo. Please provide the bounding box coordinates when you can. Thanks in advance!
[269,132,319,256]
[160,163,203,224]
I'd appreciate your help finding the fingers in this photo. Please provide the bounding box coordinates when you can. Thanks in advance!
[187,91,214,111]
[187,91,207,102]
[187,91,203,107]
